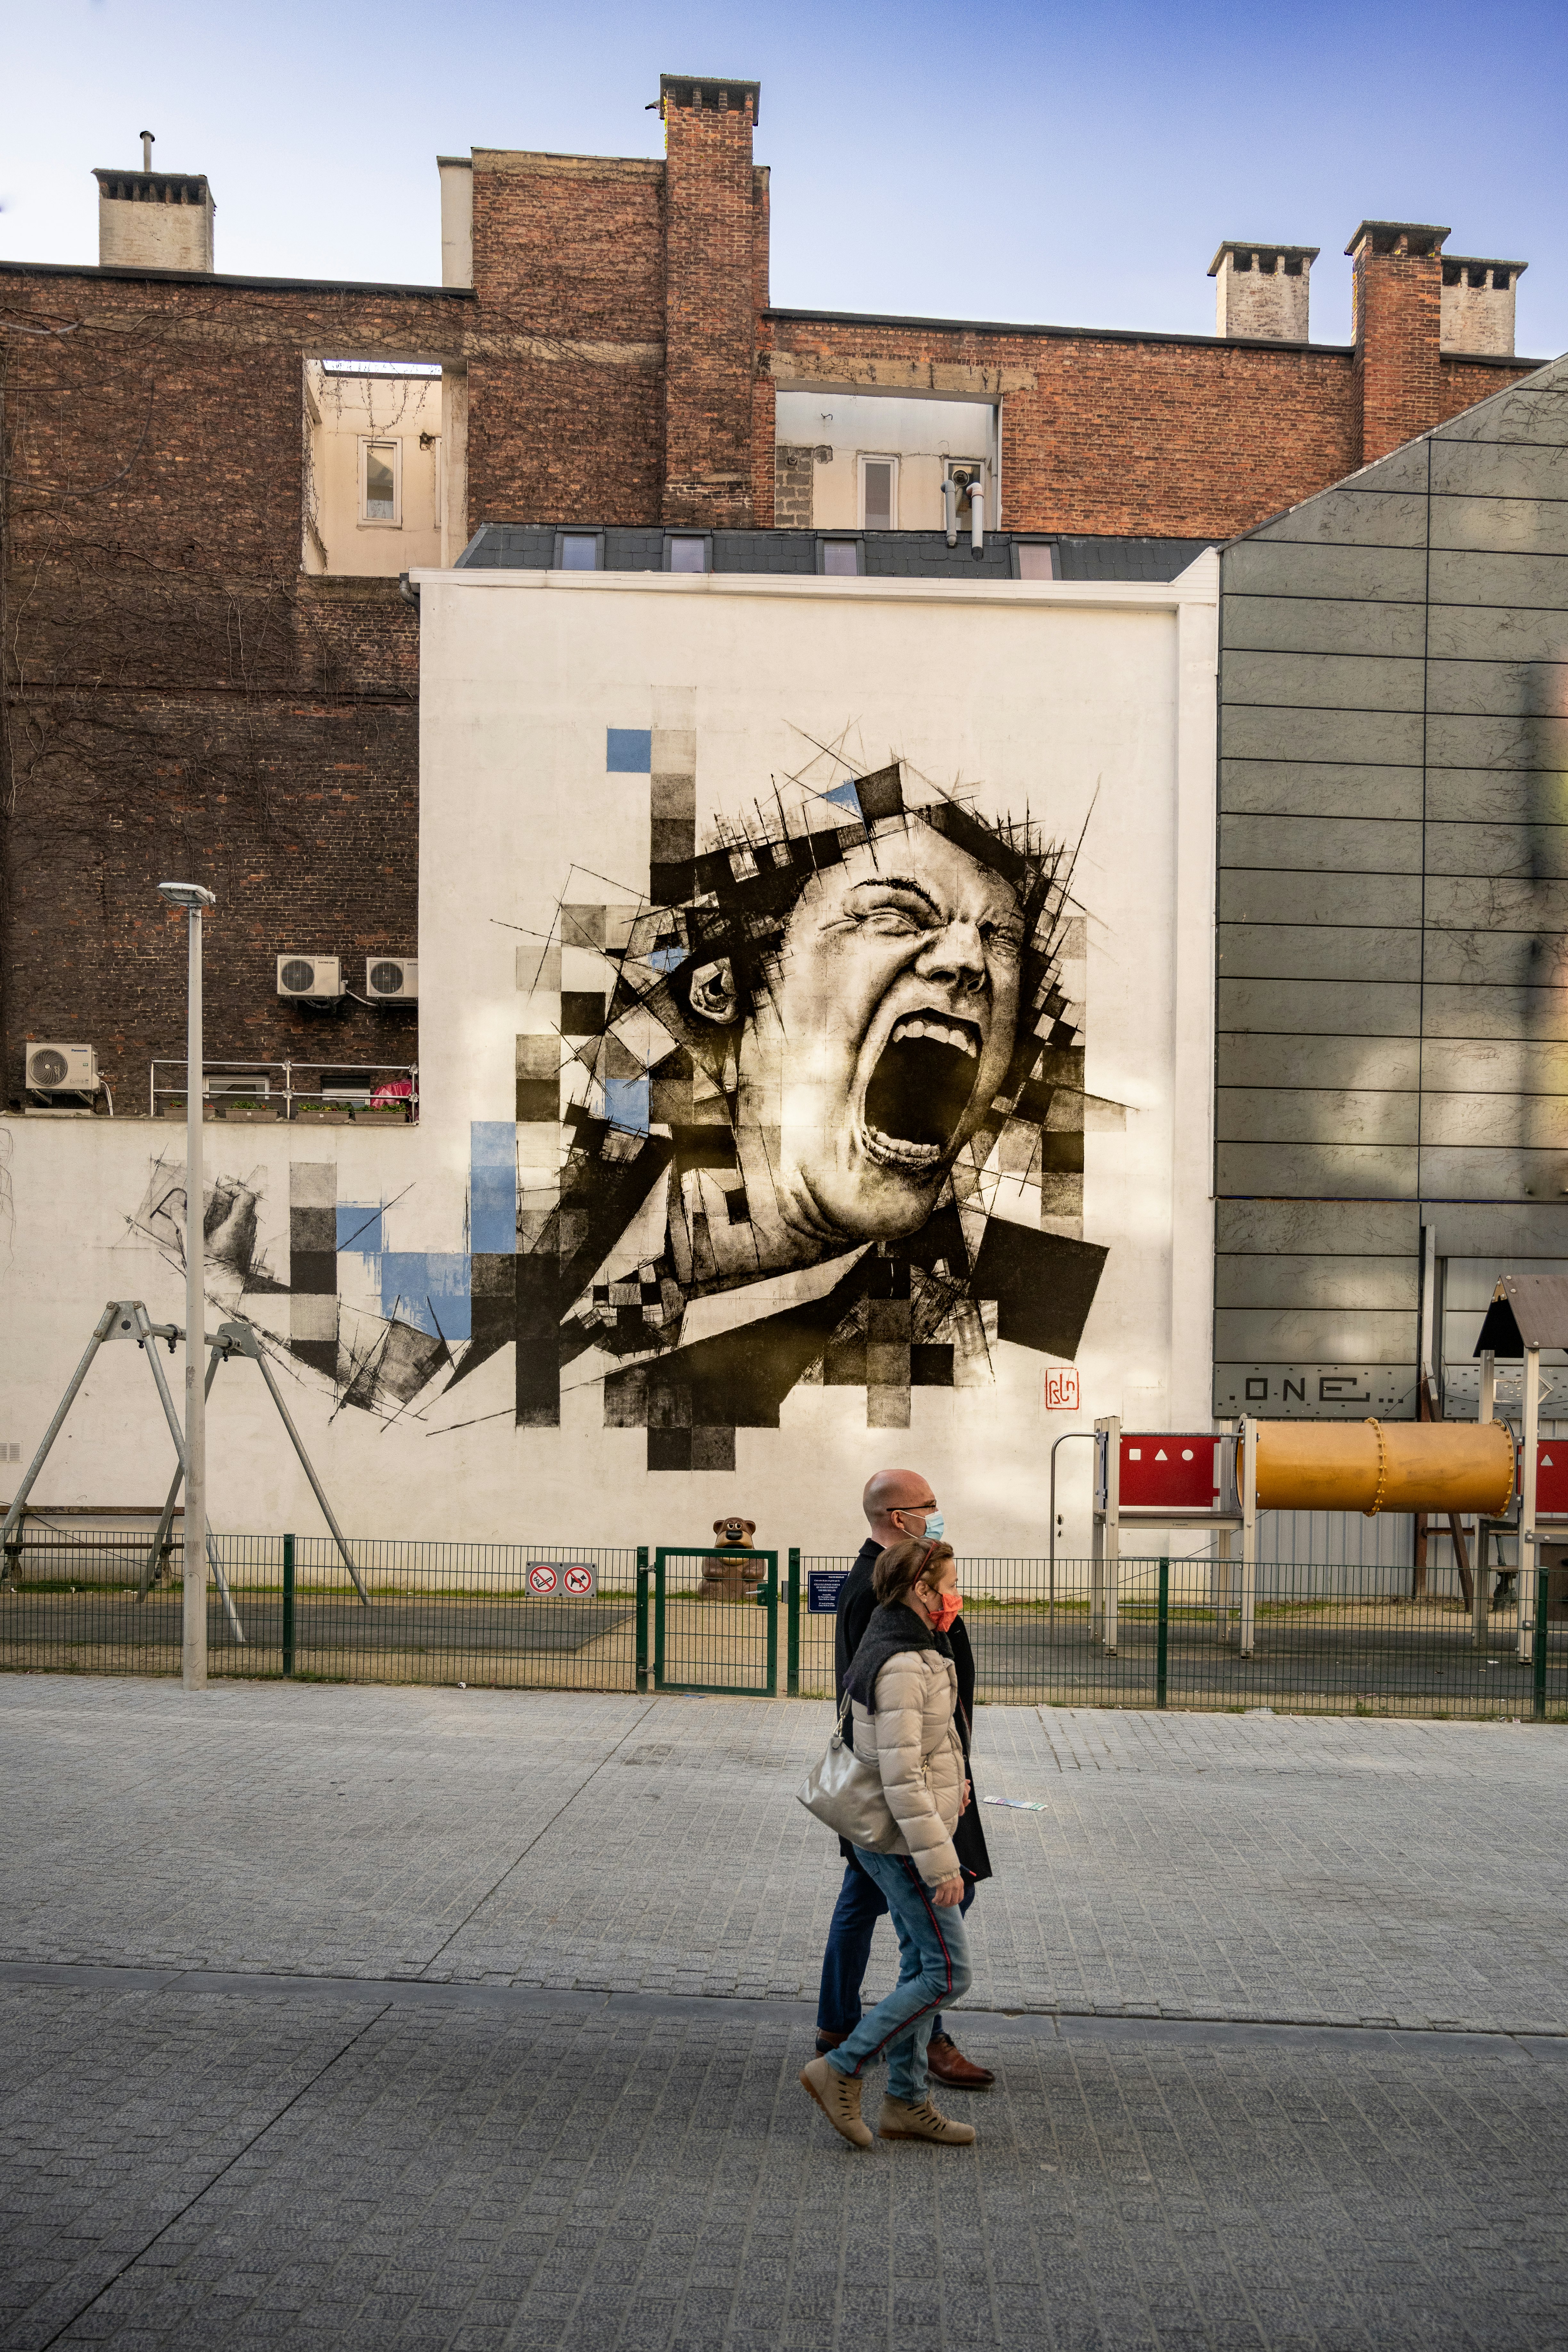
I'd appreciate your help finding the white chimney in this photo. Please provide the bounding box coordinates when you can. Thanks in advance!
[94,140,215,273]
[1209,242,1317,342]
[1441,255,1525,357]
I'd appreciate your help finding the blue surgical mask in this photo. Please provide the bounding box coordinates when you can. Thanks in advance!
[921,1511,945,1542]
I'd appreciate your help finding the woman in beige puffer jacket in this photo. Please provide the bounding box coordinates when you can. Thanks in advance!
[799,1538,978,2150]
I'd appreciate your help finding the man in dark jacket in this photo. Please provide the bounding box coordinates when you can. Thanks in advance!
[813,1466,995,2090]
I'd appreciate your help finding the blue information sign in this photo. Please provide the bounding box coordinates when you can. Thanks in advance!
[808,1569,849,1616]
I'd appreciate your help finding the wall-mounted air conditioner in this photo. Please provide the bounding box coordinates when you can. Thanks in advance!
[26,1042,98,1094]
[365,956,418,1003]
[277,955,343,1001]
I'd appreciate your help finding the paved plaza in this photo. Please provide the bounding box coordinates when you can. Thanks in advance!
[3,1677,1567,2348]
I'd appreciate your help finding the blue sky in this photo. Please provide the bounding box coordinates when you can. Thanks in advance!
[4,0,1564,356]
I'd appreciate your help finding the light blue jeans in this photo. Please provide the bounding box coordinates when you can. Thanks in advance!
[822,1848,973,2102]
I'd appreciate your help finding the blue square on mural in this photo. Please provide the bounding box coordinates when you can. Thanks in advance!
[607,728,653,773]
[470,1121,517,1254]
[380,1253,472,1344]
[605,1078,651,1135]
[336,1203,385,1256]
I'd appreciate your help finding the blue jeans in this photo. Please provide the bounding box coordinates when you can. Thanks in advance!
[822,1850,973,2103]
[817,1856,976,2043]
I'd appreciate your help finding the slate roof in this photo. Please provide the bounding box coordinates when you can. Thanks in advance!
[454,525,1213,584]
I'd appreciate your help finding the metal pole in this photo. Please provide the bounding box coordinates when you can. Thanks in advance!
[183,905,207,1691]
[786,1545,800,1696]
[1,1302,118,1557]
[1156,1557,1169,1710]
[247,1345,370,1604]
[1520,1346,1540,1664]
[1240,1417,1258,1657]
[635,1547,649,1693]
[1533,1564,1549,1723]
[282,1533,295,1677]
[138,1338,224,1602]
[765,1552,779,1698]
[1475,1350,1495,1648]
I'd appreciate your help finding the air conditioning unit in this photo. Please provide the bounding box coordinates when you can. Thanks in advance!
[26,1042,98,1094]
[277,955,343,1001]
[365,956,418,1003]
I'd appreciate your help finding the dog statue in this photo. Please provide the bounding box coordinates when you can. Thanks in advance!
[700,1517,764,1600]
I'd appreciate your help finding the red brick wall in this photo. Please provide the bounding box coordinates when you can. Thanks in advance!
[466,154,667,525]
[661,93,758,527]
[1352,237,1448,463]
[0,269,448,1102]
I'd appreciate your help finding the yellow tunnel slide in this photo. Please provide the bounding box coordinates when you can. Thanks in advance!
[1249,1420,1515,1518]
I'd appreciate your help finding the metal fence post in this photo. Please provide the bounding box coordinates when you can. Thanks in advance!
[282,1534,295,1678]
[1534,1564,1549,1723]
[765,1552,779,1696]
[786,1546,800,1696]
[1156,1556,1169,1710]
[635,1547,649,1693]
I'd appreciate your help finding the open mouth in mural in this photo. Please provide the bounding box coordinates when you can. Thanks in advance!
[860,1011,983,1170]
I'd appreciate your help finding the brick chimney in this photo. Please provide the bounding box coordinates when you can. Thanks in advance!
[94,138,214,272]
[660,73,763,528]
[1209,242,1318,341]
[1347,220,1448,464]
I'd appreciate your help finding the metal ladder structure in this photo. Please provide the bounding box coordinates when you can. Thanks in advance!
[0,1301,368,1640]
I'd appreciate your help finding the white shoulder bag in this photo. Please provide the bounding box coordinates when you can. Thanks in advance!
[797,1692,903,1853]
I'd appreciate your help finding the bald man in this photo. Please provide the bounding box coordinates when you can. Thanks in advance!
[814,1466,995,2091]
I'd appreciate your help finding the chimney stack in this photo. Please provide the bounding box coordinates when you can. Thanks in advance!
[659,73,764,529]
[1440,254,1525,357]
[94,142,215,272]
[1346,221,1448,463]
[1209,242,1318,341]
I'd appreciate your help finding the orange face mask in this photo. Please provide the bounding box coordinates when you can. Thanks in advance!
[928,1589,964,1635]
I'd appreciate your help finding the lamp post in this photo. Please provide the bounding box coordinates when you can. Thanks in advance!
[158,881,216,1691]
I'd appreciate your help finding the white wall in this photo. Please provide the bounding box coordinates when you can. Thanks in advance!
[0,560,1218,1561]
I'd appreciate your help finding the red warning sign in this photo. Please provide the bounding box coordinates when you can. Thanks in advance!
[562,1564,596,1597]
[1044,1368,1080,1411]
[1118,1435,1220,1511]
[527,1562,559,1596]
[1522,1444,1568,1516]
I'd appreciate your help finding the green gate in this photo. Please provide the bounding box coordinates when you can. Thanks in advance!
[651,1546,780,1695]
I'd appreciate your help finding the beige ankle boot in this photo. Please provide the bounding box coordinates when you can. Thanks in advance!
[877,2093,976,2145]
[800,2055,873,2148]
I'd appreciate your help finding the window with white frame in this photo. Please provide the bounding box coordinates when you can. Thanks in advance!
[859,455,898,531]
[359,437,402,526]
[559,532,600,570]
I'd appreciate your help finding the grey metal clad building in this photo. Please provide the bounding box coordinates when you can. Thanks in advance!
[1215,354,1568,1420]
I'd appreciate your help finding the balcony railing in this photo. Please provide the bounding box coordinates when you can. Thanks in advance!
[148,1060,419,1123]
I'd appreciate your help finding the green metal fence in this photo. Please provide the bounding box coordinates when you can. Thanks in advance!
[2,1536,1564,1719]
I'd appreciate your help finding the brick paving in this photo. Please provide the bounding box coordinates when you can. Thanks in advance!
[2,1676,1567,2348]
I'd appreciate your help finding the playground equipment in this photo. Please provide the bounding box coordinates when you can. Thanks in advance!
[0,1300,367,1637]
[1094,1406,1517,1658]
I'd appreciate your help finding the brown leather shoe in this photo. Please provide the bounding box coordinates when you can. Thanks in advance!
[815,2029,847,2055]
[926,2033,994,2090]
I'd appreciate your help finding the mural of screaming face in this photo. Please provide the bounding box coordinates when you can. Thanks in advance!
[690,821,1027,1270]
[527,764,1112,1464]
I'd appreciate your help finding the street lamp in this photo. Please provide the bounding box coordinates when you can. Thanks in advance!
[158,881,217,1691]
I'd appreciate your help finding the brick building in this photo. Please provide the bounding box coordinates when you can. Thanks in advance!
[0,71,1542,1106]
